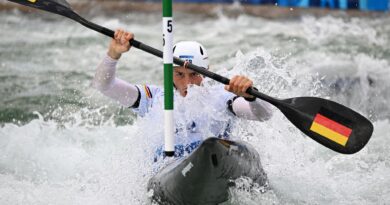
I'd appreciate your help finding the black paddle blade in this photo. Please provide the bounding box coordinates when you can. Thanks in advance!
[278,97,373,154]
[7,0,74,18]
[8,0,115,38]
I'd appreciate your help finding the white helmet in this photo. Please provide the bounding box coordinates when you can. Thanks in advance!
[173,41,209,69]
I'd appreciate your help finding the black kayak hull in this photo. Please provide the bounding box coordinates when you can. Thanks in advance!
[147,137,267,205]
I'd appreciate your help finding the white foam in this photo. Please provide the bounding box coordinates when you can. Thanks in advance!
[1,11,389,204]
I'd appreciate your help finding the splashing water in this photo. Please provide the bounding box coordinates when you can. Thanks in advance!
[0,8,390,205]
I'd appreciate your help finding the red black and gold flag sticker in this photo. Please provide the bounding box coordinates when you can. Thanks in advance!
[143,85,153,99]
[310,107,353,146]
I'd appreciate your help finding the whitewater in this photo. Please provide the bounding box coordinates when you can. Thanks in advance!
[0,7,389,205]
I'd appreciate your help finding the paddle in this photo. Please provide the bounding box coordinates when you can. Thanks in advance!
[8,0,373,154]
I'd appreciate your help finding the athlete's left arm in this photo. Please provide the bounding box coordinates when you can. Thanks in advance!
[225,75,273,121]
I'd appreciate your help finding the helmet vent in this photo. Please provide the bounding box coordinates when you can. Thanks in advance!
[199,46,204,55]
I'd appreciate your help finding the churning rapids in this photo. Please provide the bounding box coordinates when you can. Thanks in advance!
[0,7,389,205]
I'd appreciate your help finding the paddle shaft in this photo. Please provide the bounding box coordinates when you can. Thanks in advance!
[7,0,373,154]
[73,13,281,107]
[57,16,376,154]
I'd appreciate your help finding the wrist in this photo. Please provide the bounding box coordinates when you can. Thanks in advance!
[108,49,121,60]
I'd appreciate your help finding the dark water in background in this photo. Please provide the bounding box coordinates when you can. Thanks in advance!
[0,8,390,205]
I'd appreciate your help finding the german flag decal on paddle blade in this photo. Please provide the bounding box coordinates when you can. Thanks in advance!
[27,0,37,3]
[310,108,353,146]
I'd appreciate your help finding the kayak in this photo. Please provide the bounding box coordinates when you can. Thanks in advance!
[147,137,268,205]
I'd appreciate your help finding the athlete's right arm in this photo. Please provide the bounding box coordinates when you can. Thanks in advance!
[92,29,140,108]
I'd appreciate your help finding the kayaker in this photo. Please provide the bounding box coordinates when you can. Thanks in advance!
[93,29,273,159]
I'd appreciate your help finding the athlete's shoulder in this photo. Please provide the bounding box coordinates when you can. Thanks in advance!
[209,84,235,101]
[203,84,236,112]
[132,84,163,116]
[135,85,163,99]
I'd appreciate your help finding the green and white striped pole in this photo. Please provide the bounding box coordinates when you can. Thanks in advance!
[163,0,174,157]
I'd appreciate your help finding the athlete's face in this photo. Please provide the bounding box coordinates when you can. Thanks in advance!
[173,66,203,97]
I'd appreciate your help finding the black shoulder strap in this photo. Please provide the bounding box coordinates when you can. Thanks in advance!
[227,96,240,116]
[130,86,141,108]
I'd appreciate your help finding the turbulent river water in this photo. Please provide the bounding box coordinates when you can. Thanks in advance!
[0,6,390,205]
